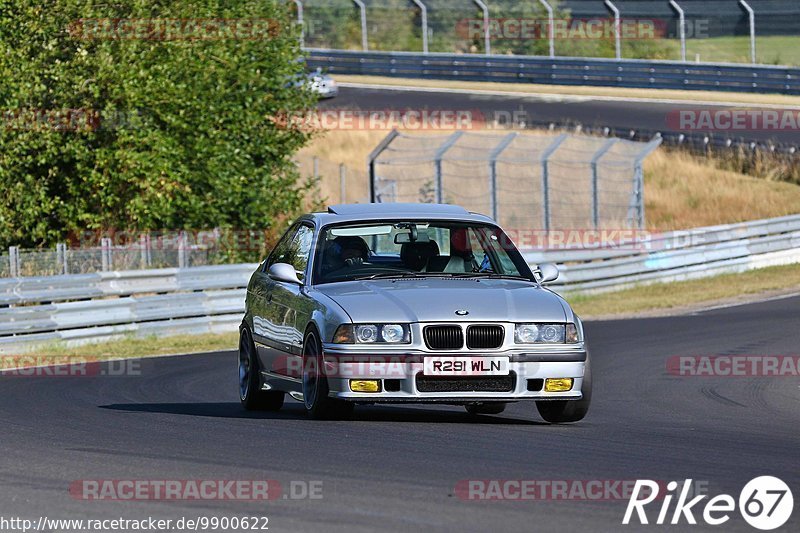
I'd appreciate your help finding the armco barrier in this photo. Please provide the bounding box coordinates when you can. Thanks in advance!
[0,264,257,354]
[2,214,800,352]
[522,214,800,293]
[306,49,800,95]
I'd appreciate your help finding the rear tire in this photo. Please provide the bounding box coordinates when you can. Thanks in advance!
[302,329,354,420]
[465,402,507,416]
[239,327,285,411]
[536,356,592,424]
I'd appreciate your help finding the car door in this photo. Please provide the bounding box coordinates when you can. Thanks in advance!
[268,223,315,380]
[252,224,299,377]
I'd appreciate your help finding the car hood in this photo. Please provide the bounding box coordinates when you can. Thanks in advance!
[315,278,567,323]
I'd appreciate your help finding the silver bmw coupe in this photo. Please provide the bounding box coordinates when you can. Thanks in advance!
[239,203,591,422]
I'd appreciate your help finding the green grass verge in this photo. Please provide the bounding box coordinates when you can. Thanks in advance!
[683,36,800,67]
[28,332,239,359]
[566,262,800,318]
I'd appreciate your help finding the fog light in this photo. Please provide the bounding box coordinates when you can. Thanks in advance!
[544,378,573,392]
[349,379,381,393]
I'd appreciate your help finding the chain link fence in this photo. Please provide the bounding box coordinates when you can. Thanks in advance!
[1,231,275,279]
[369,130,661,231]
[297,0,800,64]
[295,154,371,205]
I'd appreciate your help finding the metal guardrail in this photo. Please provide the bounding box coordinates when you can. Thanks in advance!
[0,264,257,353]
[306,49,800,95]
[2,214,800,352]
[0,264,257,305]
[522,213,800,293]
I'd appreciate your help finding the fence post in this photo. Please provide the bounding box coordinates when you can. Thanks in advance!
[353,0,368,51]
[630,137,664,228]
[739,0,756,64]
[140,234,152,269]
[635,166,645,228]
[339,163,347,203]
[604,0,621,60]
[56,242,68,275]
[433,131,464,204]
[473,0,491,55]
[540,134,568,232]
[178,231,188,269]
[488,132,518,222]
[368,129,401,203]
[292,0,304,48]
[100,237,112,272]
[536,0,555,58]
[669,0,686,62]
[410,0,428,53]
[9,246,20,277]
[590,138,619,229]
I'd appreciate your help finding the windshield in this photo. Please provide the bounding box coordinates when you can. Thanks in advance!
[313,220,534,284]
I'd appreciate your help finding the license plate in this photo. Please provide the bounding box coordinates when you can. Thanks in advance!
[423,356,509,376]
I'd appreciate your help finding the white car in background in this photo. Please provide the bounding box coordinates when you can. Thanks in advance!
[306,67,338,99]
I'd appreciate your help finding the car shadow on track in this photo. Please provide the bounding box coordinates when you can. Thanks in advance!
[100,402,547,425]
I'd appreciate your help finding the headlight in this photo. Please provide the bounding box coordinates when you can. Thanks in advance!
[355,325,378,343]
[515,323,579,344]
[514,324,539,344]
[333,324,411,344]
[381,324,406,343]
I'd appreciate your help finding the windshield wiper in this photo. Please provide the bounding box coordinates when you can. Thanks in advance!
[351,270,534,281]
[354,271,423,280]
[355,271,462,280]
[450,273,534,282]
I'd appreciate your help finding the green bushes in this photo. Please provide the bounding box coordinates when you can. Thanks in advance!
[0,0,316,255]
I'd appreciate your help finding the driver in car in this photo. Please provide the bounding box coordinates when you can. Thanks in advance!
[321,236,370,276]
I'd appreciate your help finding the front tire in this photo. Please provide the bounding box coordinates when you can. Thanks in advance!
[302,329,354,420]
[239,327,284,411]
[536,356,592,424]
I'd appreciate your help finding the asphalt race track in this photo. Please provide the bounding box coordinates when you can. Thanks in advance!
[1,295,799,532]
[323,85,799,147]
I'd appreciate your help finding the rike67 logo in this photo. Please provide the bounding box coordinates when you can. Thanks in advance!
[623,477,794,530]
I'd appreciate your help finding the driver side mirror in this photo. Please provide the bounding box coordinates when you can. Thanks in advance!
[268,263,302,285]
[535,263,559,284]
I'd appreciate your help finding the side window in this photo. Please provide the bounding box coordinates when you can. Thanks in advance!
[265,225,298,271]
[285,225,314,279]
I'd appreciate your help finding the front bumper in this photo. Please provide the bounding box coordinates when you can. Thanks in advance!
[320,346,587,403]
[314,85,338,98]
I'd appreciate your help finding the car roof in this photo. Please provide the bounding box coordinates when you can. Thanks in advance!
[305,203,496,226]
